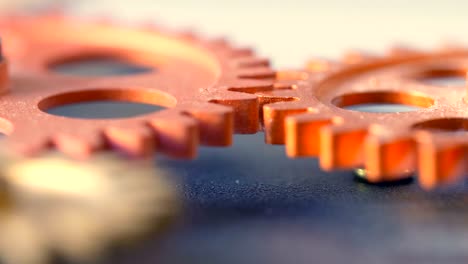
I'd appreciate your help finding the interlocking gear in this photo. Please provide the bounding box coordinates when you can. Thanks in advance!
[0,152,179,264]
[0,15,275,158]
[262,46,468,189]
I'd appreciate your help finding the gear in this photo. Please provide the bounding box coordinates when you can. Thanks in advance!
[0,152,179,264]
[262,46,468,189]
[0,15,275,158]
[0,42,7,95]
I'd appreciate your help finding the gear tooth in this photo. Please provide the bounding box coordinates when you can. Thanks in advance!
[274,70,311,90]
[256,91,299,126]
[305,58,339,72]
[104,126,156,157]
[210,91,260,133]
[276,70,310,81]
[341,50,377,65]
[364,127,415,182]
[319,122,368,170]
[228,47,255,58]
[233,57,270,68]
[207,37,231,49]
[415,132,468,190]
[52,132,106,158]
[182,103,234,146]
[263,102,309,144]
[273,81,298,90]
[256,88,298,99]
[148,114,199,158]
[387,44,423,57]
[285,112,334,157]
[236,67,276,79]
[6,134,51,156]
[4,122,52,156]
[225,78,273,94]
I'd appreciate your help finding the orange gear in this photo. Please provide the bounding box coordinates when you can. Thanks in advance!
[0,15,275,158]
[262,46,468,189]
[0,42,7,95]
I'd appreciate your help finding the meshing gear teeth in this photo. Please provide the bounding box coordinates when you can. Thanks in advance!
[262,46,468,189]
[0,152,179,264]
[0,15,274,158]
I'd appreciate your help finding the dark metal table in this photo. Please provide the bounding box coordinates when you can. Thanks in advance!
[105,133,468,264]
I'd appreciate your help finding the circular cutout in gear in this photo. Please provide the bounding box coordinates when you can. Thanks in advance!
[49,56,154,77]
[261,46,468,189]
[0,15,276,158]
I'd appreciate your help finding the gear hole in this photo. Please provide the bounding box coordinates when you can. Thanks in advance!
[46,102,164,119]
[332,91,433,113]
[416,68,466,87]
[49,56,154,77]
[39,89,175,119]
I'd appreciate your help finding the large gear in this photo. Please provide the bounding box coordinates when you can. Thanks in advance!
[0,15,275,158]
[262,46,468,189]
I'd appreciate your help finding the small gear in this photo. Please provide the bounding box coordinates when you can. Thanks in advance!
[262,46,468,189]
[0,152,179,264]
[0,15,275,158]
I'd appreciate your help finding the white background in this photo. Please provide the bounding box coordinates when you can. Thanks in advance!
[69,0,468,68]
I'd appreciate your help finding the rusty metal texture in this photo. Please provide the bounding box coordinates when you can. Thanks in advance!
[0,15,275,158]
[261,46,468,189]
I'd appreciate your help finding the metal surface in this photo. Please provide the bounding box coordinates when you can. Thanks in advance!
[0,15,274,158]
[262,48,468,189]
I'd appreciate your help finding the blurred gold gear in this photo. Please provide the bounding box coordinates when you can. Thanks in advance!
[0,152,179,264]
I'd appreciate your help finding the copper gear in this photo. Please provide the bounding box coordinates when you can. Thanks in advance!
[262,46,468,189]
[0,42,7,95]
[0,15,275,158]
